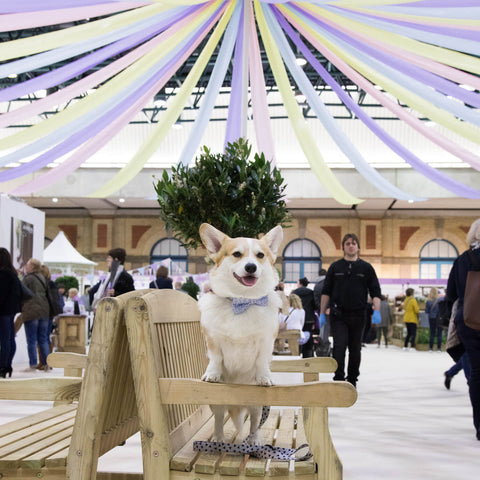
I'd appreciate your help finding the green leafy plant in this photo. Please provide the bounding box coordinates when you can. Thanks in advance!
[54,275,79,291]
[154,138,290,250]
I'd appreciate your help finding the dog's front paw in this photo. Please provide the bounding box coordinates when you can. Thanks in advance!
[202,371,222,383]
[245,431,261,445]
[256,375,273,386]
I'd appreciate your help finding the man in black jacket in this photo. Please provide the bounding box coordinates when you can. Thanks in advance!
[319,234,381,387]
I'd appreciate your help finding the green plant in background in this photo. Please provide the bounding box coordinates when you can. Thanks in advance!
[54,275,79,291]
[154,138,290,250]
[182,277,200,300]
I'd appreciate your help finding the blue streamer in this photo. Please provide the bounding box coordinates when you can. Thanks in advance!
[264,6,425,202]
[0,7,184,78]
[0,12,214,171]
[177,1,242,166]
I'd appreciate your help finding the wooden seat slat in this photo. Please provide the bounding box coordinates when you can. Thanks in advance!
[218,414,251,476]
[194,417,240,474]
[20,434,72,469]
[244,410,280,477]
[0,421,74,469]
[170,415,215,472]
[0,412,75,457]
[294,410,315,475]
[0,403,76,439]
[268,409,296,477]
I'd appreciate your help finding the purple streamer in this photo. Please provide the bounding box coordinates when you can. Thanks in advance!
[225,1,245,145]
[395,0,480,7]
[0,6,197,103]
[332,5,480,41]
[0,0,141,14]
[292,4,480,108]
[0,5,216,182]
[274,6,480,199]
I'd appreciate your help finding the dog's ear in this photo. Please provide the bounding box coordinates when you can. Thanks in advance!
[262,225,283,259]
[200,223,227,255]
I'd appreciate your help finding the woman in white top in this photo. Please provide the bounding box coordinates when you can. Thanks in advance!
[278,293,310,346]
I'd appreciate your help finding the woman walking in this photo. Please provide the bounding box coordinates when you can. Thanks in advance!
[0,248,22,377]
[403,288,419,350]
[21,258,51,372]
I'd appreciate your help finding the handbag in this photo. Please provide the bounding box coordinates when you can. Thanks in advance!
[464,249,480,330]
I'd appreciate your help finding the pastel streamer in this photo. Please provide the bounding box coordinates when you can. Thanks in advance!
[254,1,361,205]
[0,11,210,178]
[0,1,137,13]
[305,4,480,74]
[88,0,232,197]
[10,9,217,194]
[323,4,480,54]
[0,2,216,152]
[224,2,245,145]
[0,3,167,61]
[0,2,149,31]
[279,6,480,177]
[303,11,480,125]
[247,0,276,163]
[337,6,480,32]
[301,5,480,97]
[178,0,242,165]
[367,3,480,19]
[0,6,191,104]
[293,5,480,145]
[266,6,424,201]
[0,6,180,78]
[277,7,480,198]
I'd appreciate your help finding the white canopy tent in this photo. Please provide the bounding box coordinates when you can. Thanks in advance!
[43,231,97,290]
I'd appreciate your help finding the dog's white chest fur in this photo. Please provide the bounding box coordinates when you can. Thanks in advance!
[199,292,281,384]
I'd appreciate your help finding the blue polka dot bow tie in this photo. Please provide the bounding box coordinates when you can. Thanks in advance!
[232,295,269,314]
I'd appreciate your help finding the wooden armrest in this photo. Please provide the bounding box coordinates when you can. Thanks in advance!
[0,378,81,402]
[47,352,88,369]
[158,378,357,408]
[270,357,337,373]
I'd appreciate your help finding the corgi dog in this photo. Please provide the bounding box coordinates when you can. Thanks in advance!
[198,223,283,444]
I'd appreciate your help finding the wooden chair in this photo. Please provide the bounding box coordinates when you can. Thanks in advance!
[275,329,301,355]
[125,289,357,480]
[0,289,148,480]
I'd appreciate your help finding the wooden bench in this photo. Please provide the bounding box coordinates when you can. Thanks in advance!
[125,289,357,480]
[0,289,149,480]
[275,329,301,355]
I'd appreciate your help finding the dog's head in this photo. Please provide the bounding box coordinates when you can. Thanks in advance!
[200,223,283,299]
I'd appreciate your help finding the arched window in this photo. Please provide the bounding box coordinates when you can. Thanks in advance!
[282,239,322,283]
[150,238,188,273]
[419,239,458,279]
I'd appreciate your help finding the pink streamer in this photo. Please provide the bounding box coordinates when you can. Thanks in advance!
[0,3,210,129]
[0,2,149,31]
[247,0,275,163]
[302,5,480,91]
[283,8,480,171]
[11,5,222,195]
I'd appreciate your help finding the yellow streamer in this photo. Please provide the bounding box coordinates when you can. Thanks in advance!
[254,1,361,205]
[0,2,219,152]
[340,5,480,28]
[284,5,480,146]
[0,4,167,61]
[88,0,234,198]
[307,4,480,75]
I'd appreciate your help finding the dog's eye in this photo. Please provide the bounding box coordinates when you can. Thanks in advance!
[256,252,265,259]
[233,251,242,258]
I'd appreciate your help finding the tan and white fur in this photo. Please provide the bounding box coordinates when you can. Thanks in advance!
[198,223,283,444]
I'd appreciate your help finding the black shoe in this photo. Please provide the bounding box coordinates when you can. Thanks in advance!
[444,372,452,390]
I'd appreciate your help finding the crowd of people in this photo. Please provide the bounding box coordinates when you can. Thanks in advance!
[1,219,479,442]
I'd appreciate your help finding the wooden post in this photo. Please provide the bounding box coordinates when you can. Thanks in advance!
[57,314,86,354]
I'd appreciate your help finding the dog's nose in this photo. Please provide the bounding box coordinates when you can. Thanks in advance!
[244,263,257,274]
